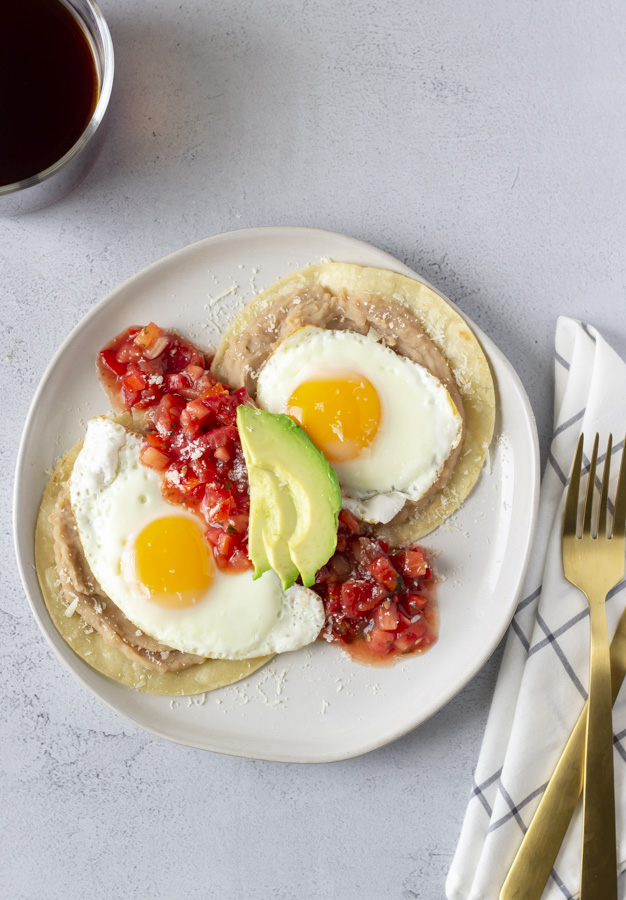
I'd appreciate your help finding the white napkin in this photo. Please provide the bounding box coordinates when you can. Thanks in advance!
[446,318,626,900]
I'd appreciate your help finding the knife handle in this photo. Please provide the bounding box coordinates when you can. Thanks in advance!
[499,705,586,899]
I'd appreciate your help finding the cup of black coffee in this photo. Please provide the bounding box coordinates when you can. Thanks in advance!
[0,0,114,215]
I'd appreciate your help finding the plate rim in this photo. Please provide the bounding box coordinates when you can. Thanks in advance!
[13,225,540,762]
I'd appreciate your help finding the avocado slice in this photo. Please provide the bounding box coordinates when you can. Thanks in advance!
[245,470,272,580]
[251,465,299,589]
[237,405,341,587]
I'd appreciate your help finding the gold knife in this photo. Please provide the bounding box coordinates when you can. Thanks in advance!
[499,596,626,900]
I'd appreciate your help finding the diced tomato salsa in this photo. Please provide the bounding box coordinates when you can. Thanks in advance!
[97,324,439,661]
[312,510,438,663]
[97,324,253,573]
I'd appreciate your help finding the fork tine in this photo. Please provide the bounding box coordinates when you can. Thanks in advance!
[582,433,599,536]
[612,436,626,540]
[598,434,612,538]
[564,433,584,537]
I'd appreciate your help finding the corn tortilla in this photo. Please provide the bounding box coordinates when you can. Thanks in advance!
[35,419,271,696]
[212,263,496,543]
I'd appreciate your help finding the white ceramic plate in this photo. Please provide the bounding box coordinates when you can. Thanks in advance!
[14,227,539,763]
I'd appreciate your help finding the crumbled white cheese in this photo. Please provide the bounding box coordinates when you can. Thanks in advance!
[205,284,239,305]
[64,596,79,617]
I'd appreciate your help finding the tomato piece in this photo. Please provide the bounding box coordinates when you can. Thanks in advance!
[393,622,427,653]
[396,548,430,580]
[180,408,202,438]
[137,356,164,376]
[198,377,227,397]
[351,537,380,567]
[166,373,191,392]
[399,593,428,616]
[146,433,167,451]
[216,532,236,557]
[339,509,361,534]
[139,445,170,471]
[123,370,148,392]
[339,581,369,617]
[368,626,395,654]
[325,612,358,642]
[182,363,203,380]
[134,322,163,350]
[169,475,203,497]
[185,452,217,483]
[368,556,399,591]
[370,583,390,603]
[165,342,204,372]
[340,580,382,616]
[115,339,144,365]
[226,514,249,534]
[185,398,214,425]
[99,348,127,377]
[201,487,238,523]
[195,425,238,452]
[225,546,252,572]
[232,386,251,404]
[325,582,343,607]
[154,393,185,436]
[121,385,140,407]
[204,525,222,547]
[374,600,400,632]
[134,386,163,409]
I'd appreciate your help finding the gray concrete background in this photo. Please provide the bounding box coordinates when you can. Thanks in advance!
[3,1,626,897]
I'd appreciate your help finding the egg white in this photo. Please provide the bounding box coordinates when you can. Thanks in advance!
[255,326,463,524]
[69,417,324,659]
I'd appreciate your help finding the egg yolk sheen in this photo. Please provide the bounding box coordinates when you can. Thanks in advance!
[133,516,212,608]
[287,373,381,462]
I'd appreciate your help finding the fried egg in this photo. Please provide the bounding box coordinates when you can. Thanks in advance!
[255,326,463,524]
[69,417,324,659]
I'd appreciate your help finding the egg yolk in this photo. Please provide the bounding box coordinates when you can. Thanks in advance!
[134,516,212,608]
[287,373,381,462]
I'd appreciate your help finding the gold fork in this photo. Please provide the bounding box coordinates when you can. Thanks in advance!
[499,436,626,900]
[500,433,626,900]
[563,433,626,899]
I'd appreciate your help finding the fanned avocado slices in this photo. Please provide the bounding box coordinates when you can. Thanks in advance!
[236,406,341,588]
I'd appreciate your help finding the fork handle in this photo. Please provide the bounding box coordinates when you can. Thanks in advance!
[581,593,617,900]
